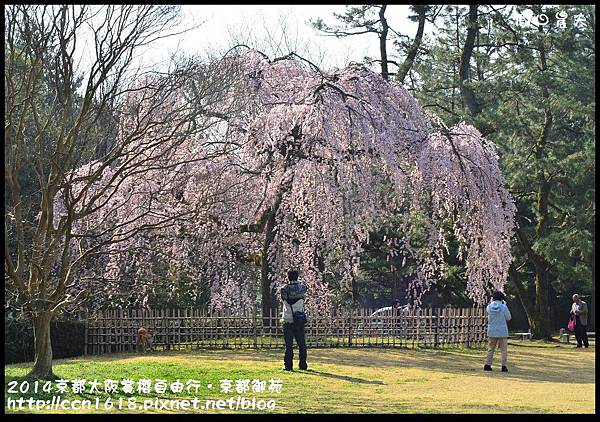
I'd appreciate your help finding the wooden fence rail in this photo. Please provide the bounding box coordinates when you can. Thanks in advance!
[84,307,487,354]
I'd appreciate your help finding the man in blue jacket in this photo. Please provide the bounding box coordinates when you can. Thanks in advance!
[484,290,512,372]
[280,270,308,371]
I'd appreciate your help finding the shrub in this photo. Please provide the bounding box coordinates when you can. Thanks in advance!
[4,318,86,364]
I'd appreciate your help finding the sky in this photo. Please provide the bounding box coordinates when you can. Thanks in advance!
[73,5,585,80]
[130,5,421,73]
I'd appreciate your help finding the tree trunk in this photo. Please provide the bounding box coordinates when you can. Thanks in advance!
[529,267,551,339]
[397,7,426,84]
[350,269,363,306]
[512,266,551,340]
[512,213,553,340]
[27,311,55,379]
[261,209,277,327]
[459,4,481,116]
[378,5,389,81]
[529,22,552,340]
[509,263,534,323]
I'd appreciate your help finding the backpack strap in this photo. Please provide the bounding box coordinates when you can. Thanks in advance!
[285,297,300,305]
[285,297,305,316]
[285,298,297,314]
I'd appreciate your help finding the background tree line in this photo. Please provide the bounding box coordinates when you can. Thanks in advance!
[312,4,595,338]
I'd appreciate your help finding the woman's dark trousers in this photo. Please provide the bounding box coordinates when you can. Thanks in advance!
[574,316,589,347]
[283,322,307,370]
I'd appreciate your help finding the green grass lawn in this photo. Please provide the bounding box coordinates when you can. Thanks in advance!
[4,339,595,414]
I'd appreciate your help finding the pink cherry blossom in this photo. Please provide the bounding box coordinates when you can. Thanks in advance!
[59,50,515,313]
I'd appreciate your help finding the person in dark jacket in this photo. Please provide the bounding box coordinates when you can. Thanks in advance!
[280,270,307,371]
[570,294,589,348]
[484,290,512,372]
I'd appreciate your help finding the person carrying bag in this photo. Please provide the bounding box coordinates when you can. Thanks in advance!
[280,270,308,371]
[570,294,589,348]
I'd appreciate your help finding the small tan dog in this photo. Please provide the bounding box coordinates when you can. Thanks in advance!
[137,327,155,352]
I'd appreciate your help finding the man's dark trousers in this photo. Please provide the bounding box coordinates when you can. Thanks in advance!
[574,316,589,347]
[283,321,307,370]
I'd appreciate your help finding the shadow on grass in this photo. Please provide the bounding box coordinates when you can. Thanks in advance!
[508,340,565,348]
[178,343,595,385]
[8,343,594,387]
[301,369,384,385]
[308,345,595,385]
[95,348,285,363]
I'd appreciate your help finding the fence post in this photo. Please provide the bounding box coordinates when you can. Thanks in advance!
[253,309,258,349]
[467,307,472,348]
[347,309,352,347]
[434,308,439,348]
[84,309,88,356]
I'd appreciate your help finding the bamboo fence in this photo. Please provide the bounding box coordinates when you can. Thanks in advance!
[83,307,487,355]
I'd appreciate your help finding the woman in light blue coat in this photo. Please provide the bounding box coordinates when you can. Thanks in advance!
[484,290,512,372]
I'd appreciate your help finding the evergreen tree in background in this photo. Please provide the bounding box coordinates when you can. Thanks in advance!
[411,4,595,337]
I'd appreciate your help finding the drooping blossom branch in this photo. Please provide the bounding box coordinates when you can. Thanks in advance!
[64,48,515,313]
